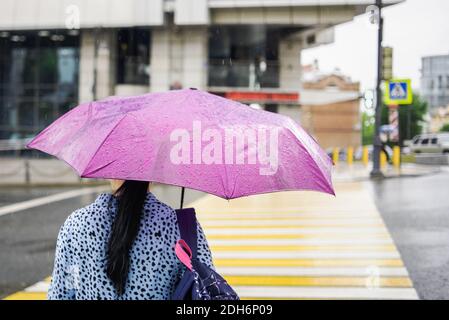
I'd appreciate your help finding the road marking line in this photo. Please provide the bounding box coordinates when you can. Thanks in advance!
[196,208,380,214]
[216,266,410,277]
[207,233,391,240]
[213,251,401,259]
[209,238,394,246]
[233,286,418,299]
[204,224,387,229]
[0,186,108,217]
[204,228,389,235]
[210,244,396,252]
[198,214,383,221]
[226,275,412,287]
[201,219,384,226]
[3,292,47,300]
[214,258,404,267]
[24,281,49,293]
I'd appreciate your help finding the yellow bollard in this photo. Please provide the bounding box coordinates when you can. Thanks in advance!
[332,147,339,165]
[380,150,387,169]
[347,146,353,166]
[362,146,369,166]
[393,146,401,168]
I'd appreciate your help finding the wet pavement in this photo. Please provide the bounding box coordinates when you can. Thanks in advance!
[370,170,449,299]
[0,189,99,297]
[1,170,448,299]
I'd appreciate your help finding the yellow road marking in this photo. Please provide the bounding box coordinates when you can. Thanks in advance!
[205,223,386,229]
[226,276,412,287]
[199,216,383,221]
[211,245,396,252]
[240,297,329,300]
[206,233,391,240]
[4,292,46,300]
[214,259,404,267]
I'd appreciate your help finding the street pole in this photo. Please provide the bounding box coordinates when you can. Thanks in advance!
[370,0,384,179]
[92,27,99,101]
[407,104,411,140]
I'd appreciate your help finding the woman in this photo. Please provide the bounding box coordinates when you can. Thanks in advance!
[47,180,214,300]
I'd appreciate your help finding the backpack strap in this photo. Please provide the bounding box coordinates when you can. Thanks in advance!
[175,208,198,259]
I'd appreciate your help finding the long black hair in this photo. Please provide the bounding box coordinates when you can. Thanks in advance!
[107,180,149,295]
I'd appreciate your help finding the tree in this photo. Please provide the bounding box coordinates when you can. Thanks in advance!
[381,93,428,146]
[440,123,449,132]
[361,112,375,145]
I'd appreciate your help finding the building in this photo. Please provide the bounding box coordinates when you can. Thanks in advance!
[300,65,361,149]
[429,105,449,133]
[421,54,449,113]
[0,0,399,141]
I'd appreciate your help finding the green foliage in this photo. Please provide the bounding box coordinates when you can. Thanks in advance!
[361,112,375,145]
[440,123,449,132]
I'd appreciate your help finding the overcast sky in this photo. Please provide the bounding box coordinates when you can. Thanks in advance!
[302,0,449,92]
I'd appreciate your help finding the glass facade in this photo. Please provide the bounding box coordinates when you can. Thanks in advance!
[0,30,79,140]
[117,28,151,85]
[208,26,280,89]
[421,55,449,111]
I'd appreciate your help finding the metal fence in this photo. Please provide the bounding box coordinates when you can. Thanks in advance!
[0,139,88,184]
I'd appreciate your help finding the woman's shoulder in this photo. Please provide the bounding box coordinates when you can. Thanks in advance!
[144,193,176,216]
[61,193,114,233]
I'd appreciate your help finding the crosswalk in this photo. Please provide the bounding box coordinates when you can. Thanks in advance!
[4,181,418,300]
[193,181,418,299]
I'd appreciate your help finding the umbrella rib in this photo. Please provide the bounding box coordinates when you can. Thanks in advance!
[284,127,334,195]
[80,114,129,177]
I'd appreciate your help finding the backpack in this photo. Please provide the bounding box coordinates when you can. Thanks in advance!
[171,208,240,300]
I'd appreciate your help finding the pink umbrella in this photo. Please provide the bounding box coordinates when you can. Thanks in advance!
[27,88,334,201]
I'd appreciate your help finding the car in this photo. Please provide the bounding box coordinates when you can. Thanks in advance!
[410,133,449,154]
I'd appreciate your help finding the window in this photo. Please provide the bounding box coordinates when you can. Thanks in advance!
[117,28,150,85]
[421,138,429,145]
[431,138,438,144]
[0,30,79,139]
[208,26,280,88]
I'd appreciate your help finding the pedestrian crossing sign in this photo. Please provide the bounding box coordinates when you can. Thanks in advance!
[384,79,413,105]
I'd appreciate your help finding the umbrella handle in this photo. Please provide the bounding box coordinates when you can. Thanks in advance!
[180,187,185,209]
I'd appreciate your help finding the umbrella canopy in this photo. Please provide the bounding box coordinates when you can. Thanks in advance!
[27,88,334,199]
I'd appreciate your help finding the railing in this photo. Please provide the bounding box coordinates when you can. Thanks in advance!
[0,140,88,184]
[0,138,32,151]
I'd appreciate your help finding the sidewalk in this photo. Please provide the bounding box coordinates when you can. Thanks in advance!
[0,158,442,186]
[333,163,442,182]
[4,180,418,300]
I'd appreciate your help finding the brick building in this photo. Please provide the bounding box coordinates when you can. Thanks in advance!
[300,70,361,149]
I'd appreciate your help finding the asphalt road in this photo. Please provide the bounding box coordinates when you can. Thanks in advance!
[371,169,449,299]
[1,171,448,299]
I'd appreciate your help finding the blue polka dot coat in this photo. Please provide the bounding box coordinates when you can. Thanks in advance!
[47,192,214,300]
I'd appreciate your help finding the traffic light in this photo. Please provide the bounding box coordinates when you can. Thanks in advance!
[382,46,393,81]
